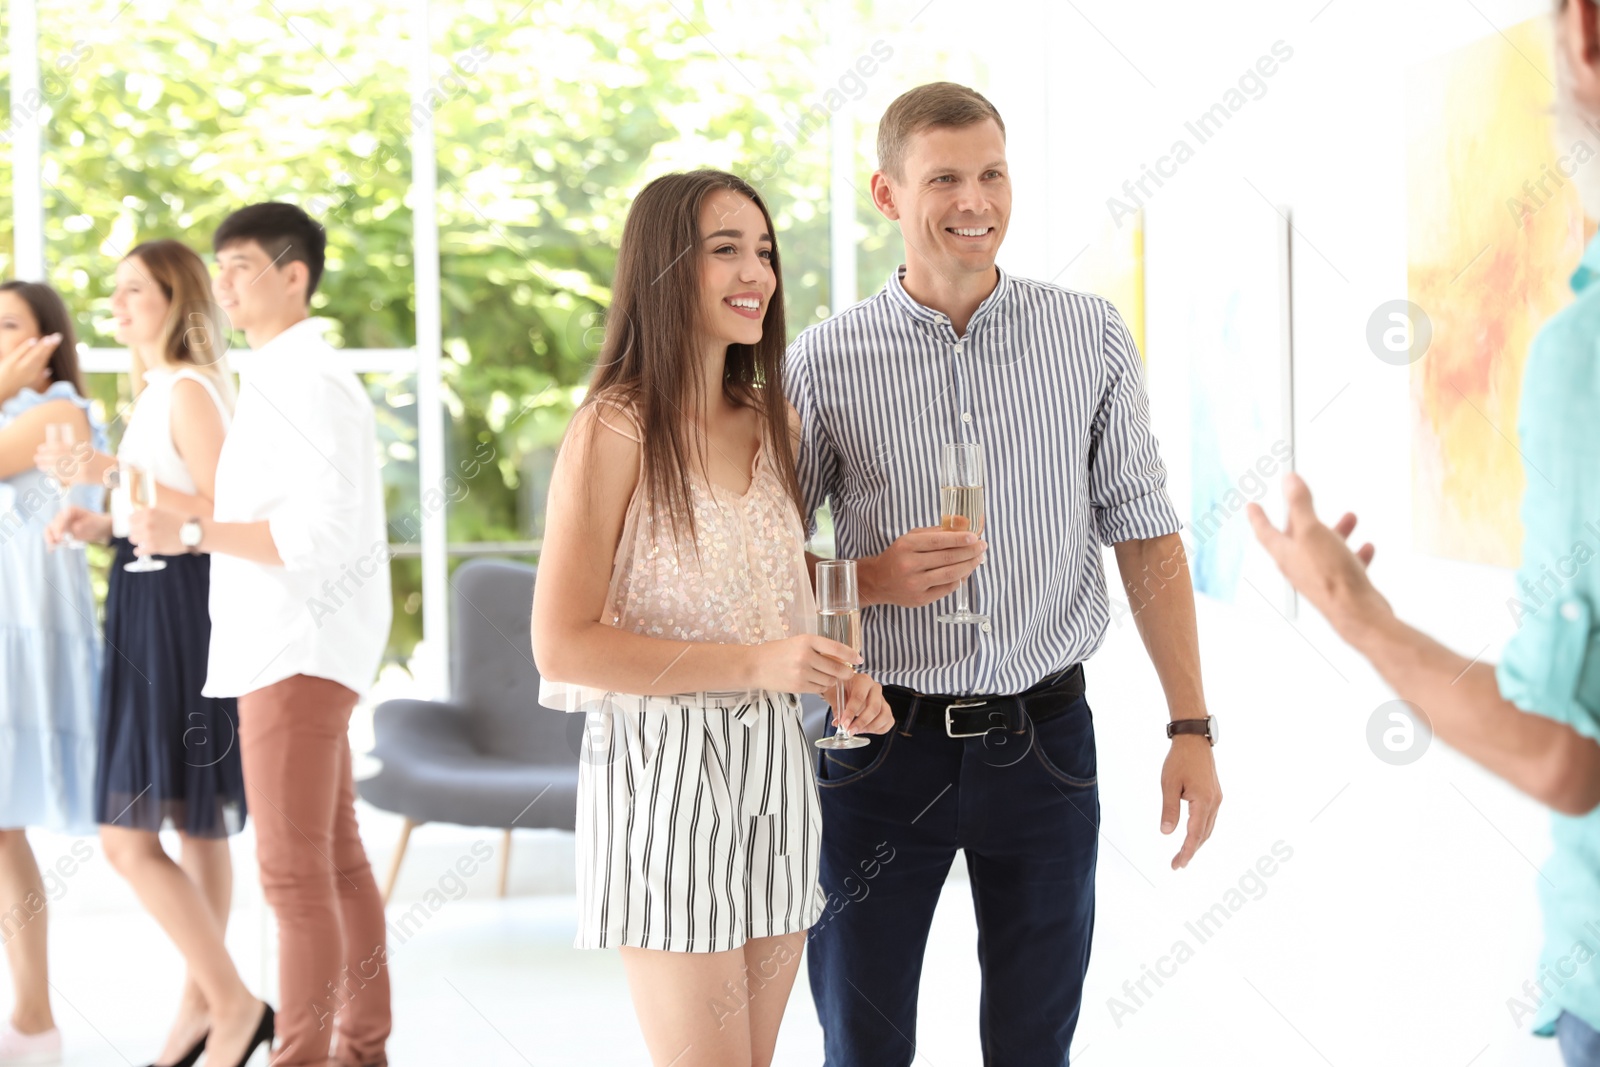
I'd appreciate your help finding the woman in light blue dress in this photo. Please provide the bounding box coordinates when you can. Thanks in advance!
[0,280,104,1064]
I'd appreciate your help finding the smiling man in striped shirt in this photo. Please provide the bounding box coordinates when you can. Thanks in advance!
[789,82,1222,1066]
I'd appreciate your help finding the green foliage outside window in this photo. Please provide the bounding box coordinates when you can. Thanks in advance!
[18,0,845,667]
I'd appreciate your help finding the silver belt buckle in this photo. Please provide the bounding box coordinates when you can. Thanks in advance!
[944,699,992,738]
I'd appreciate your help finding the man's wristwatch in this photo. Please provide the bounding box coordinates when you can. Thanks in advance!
[179,517,204,554]
[1167,715,1219,747]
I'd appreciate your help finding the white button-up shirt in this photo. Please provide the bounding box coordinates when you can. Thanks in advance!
[203,319,392,699]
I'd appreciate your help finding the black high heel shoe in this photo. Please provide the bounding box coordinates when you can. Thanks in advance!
[223,1004,274,1067]
[145,1030,206,1067]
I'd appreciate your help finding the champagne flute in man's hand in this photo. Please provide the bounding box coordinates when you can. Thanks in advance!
[937,442,988,626]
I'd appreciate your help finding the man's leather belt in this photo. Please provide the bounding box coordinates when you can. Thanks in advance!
[883,663,1086,738]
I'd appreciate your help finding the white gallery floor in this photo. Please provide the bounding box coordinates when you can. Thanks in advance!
[10,811,984,1067]
[1,601,1578,1065]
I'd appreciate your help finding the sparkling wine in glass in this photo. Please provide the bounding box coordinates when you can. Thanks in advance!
[937,442,989,626]
[104,467,128,537]
[814,558,868,751]
[45,424,82,549]
[124,463,167,573]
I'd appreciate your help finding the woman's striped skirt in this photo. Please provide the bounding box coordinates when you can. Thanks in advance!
[573,690,823,953]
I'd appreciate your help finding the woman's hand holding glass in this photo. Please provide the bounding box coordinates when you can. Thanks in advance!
[34,424,101,487]
[118,463,168,573]
[747,634,860,697]
[742,635,892,738]
[38,423,101,549]
[825,672,894,737]
[44,506,112,550]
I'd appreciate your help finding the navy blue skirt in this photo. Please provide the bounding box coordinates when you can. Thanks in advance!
[95,538,246,838]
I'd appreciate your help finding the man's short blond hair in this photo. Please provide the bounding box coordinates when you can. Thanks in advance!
[876,82,1007,180]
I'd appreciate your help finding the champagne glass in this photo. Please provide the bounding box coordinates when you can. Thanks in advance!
[104,466,130,540]
[937,442,988,626]
[123,463,167,573]
[814,558,868,751]
[44,424,82,549]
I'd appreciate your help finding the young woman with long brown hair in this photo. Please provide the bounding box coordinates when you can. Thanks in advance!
[533,170,893,1066]
[42,239,267,1067]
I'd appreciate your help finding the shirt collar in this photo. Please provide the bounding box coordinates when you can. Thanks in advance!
[1573,235,1600,294]
[885,264,1012,333]
[245,318,325,376]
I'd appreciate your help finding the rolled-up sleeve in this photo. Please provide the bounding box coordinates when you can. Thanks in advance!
[786,332,841,541]
[253,375,374,572]
[1087,301,1183,546]
[1496,321,1600,743]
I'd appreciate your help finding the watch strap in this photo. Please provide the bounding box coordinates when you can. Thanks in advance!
[1167,718,1213,743]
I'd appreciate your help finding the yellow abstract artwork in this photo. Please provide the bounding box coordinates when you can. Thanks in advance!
[1060,213,1146,359]
[1407,16,1589,567]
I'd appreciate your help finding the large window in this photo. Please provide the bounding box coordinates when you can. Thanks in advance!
[31,0,429,647]
[426,0,836,576]
[7,0,984,688]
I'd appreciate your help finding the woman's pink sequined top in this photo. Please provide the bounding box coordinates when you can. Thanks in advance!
[538,393,816,713]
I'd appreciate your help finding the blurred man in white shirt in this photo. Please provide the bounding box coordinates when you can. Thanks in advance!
[131,202,392,1067]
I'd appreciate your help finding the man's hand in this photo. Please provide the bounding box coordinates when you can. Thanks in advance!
[1161,735,1221,870]
[1246,472,1391,642]
[128,507,184,558]
[858,516,986,607]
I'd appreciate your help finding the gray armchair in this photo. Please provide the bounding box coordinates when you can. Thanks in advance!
[359,558,578,901]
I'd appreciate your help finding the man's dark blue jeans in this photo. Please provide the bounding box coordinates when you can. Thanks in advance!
[807,680,1100,1066]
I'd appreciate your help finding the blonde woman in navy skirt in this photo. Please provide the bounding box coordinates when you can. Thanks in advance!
[44,241,268,1067]
[533,170,894,1066]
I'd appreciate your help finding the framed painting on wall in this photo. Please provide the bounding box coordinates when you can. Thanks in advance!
[1145,179,1295,614]
[1407,15,1590,567]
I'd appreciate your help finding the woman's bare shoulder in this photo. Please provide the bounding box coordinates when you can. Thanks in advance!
[545,398,642,555]
[557,398,643,501]
[582,387,644,441]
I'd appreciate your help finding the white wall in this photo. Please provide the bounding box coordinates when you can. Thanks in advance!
[889,0,1570,1063]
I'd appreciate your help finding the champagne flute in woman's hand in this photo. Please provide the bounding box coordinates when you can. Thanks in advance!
[44,424,82,549]
[814,558,868,750]
[123,463,167,573]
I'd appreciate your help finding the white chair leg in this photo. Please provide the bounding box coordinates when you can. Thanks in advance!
[382,817,418,905]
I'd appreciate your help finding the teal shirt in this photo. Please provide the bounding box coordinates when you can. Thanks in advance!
[1495,234,1600,1037]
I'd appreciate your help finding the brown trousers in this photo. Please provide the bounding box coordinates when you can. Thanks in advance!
[238,674,390,1067]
